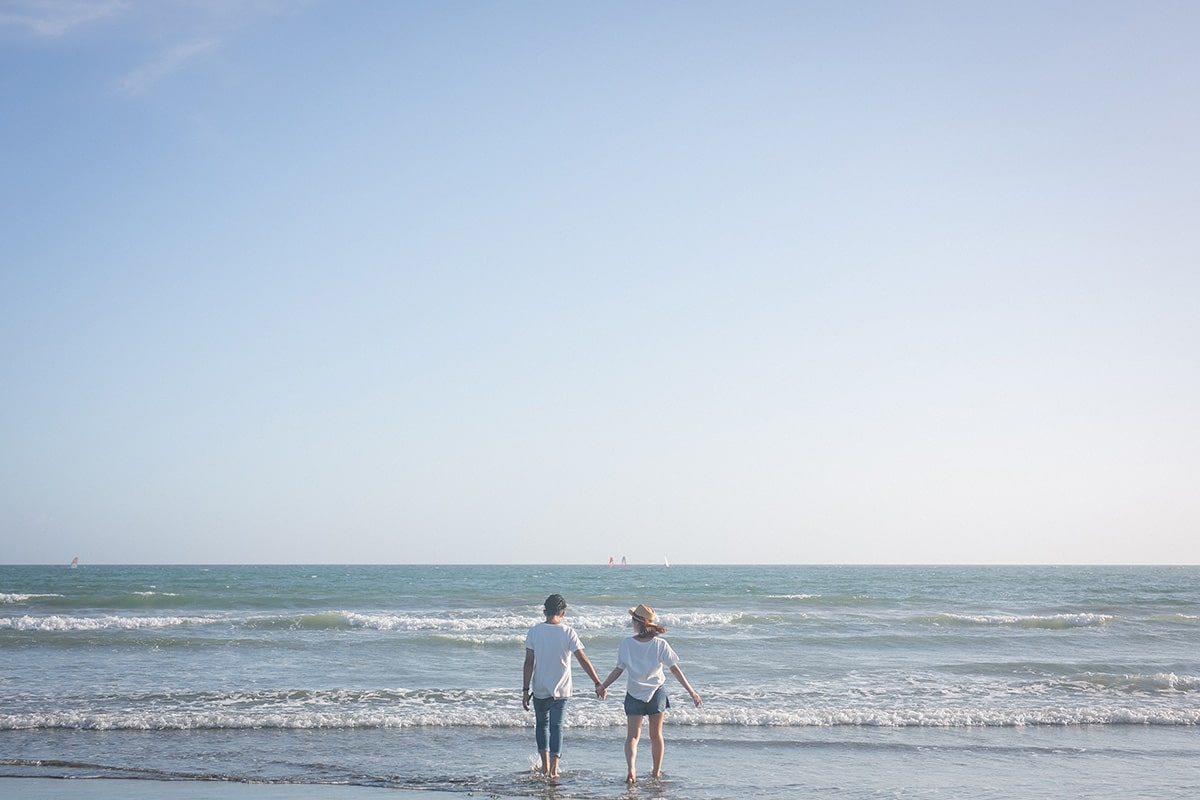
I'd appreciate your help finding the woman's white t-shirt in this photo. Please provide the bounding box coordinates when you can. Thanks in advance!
[616,636,679,702]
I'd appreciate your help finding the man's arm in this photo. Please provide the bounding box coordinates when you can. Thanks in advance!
[522,648,535,710]
[573,649,604,696]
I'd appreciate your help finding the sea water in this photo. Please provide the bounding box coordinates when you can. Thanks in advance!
[2,564,1198,798]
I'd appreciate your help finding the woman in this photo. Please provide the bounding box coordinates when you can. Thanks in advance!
[599,603,701,783]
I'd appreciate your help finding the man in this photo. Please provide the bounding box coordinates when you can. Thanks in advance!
[522,593,603,777]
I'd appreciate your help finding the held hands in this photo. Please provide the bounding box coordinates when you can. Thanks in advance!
[594,681,607,700]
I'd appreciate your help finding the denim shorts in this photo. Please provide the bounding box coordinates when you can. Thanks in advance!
[624,687,670,716]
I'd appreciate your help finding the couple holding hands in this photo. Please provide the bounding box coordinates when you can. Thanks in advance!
[522,593,702,783]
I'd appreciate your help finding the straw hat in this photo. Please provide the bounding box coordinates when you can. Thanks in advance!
[629,604,656,623]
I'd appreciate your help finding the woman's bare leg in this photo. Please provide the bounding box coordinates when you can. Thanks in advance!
[624,715,643,783]
[648,713,666,778]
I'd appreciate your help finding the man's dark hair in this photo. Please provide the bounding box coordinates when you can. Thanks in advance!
[544,594,567,615]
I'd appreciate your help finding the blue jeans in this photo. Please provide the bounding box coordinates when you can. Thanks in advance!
[532,696,567,756]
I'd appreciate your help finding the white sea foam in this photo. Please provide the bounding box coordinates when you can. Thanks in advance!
[658,611,744,626]
[0,614,220,632]
[433,632,526,645]
[4,701,1199,731]
[0,593,63,604]
[337,611,532,632]
[305,610,739,634]
[927,612,1114,629]
[1059,672,1200,693]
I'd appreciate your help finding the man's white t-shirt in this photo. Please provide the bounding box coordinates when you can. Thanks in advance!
[616,636,679,702]
[525,622,583,699]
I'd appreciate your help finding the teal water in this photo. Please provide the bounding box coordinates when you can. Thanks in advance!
[2,564,1198,797]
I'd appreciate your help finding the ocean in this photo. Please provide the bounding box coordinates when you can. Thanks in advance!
[2,564,1198,798]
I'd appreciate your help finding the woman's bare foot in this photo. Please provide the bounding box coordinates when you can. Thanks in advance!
[626,773,637,784]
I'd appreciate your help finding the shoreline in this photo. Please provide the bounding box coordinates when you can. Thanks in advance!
[4,777,499,800]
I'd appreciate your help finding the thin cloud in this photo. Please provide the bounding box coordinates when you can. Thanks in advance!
[117,37,220,97]
[0,0,129,37]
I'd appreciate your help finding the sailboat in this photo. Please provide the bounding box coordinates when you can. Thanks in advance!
[621,556,627,567]
[664,557,670,568]
[70,557,78,569]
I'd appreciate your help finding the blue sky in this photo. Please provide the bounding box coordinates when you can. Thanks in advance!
[2,1,1197,565]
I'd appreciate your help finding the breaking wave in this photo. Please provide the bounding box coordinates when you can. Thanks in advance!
[923,612,1114,629]
[0,614,222,632]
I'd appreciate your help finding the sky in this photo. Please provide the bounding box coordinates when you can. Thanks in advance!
[2,1,1197,565]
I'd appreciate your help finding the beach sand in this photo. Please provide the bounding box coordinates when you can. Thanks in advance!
[8,778,505,800]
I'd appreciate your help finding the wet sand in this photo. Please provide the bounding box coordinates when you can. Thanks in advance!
[7,778,505,800]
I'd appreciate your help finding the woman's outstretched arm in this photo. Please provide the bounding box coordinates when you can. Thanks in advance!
[670,664,701,707]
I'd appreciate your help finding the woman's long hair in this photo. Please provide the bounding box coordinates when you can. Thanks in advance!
[633,615,667,638]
